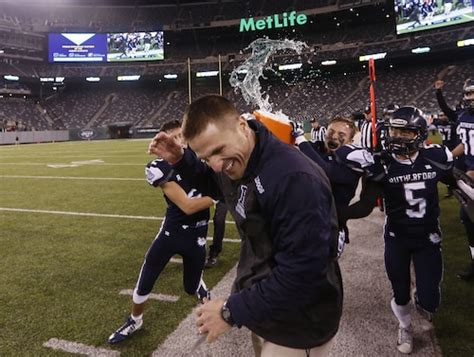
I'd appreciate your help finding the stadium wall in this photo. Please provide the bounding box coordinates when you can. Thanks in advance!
[0,130,69,145]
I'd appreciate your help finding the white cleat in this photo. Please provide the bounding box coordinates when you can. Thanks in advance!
[397,326,413,354]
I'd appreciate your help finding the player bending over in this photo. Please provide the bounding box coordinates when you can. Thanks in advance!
[108,120,214,344]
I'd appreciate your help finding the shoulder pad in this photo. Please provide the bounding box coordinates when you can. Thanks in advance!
[336,145,375,172]
[145,159,173,187]
[422,145,453,169]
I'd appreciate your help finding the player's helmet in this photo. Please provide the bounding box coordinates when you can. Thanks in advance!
[386,106,428,155]
[463,78,474,112]
[383,103,400,117]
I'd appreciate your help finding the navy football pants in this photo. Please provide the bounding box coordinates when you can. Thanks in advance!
[135,222,207,298]
[208,201,228,257]
[384,232,442,313]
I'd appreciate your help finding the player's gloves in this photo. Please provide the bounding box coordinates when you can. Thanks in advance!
[289,120,305,138]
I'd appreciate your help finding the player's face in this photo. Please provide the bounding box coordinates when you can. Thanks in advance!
[388,127,416,140]
[465,91,474,102]
[326,121,353,151]
[311,121,319,128]
[166,127,184,147]
[188,116,255,180]
[439,113,447,121]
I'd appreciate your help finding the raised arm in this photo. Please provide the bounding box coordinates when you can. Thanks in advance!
[161,181,214,215]
[434,80,457,122]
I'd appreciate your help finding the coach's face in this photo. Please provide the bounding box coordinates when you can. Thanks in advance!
[188,115,256,180]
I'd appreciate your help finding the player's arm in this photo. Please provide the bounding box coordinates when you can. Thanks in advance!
[452,142,465,157]
[161,181,214,215]
[435,83,457,122]
[339,178,381,222]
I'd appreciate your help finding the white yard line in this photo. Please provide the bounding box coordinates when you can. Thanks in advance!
[0,175,142,181]
[119,289,180,302]
[0,207,161,220]
[43,338,120,356]
[0,206,237,225]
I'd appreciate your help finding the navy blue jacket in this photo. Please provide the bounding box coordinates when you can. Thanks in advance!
[173,120,343,348]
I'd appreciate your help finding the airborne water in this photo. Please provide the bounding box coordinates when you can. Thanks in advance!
[229,37,308,113]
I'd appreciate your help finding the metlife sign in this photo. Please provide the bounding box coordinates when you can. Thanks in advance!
[239,11,307,32]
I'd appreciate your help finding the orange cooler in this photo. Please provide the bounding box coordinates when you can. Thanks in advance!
[253,110,295,145]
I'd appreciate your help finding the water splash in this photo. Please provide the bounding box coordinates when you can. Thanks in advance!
[229,37,308,112]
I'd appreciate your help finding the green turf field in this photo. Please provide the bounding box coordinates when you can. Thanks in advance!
[0,138,473,355]
[0,140,241,356]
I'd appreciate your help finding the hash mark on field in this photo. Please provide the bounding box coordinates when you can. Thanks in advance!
[0,175,142,181]
[119,289,179,302]
[43,338,120,356]
[0,207,237,225]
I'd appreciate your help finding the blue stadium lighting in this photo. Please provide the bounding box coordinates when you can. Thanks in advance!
[457,38,474,47]
[164,74,178,79]
[321,60,337,66]
[86,77,101,82]
[411,47,431,54]
[4,75,19,81]
[359,52,387,61]
[196,71,219,78]
[117,75,141,81]
[278,63,303,71]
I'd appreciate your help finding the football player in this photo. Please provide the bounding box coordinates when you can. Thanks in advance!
[342,107,454,354]
[204,200,228,268]
[108,120,214,344]
[451,79,474,280]
[292,116,373,253]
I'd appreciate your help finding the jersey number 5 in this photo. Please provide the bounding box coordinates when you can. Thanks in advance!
[404,182,427,218]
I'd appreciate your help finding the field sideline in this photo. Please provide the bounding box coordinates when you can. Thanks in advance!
[0,138,473,356]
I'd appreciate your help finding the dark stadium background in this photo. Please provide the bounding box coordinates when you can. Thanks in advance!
[0,1,473,356]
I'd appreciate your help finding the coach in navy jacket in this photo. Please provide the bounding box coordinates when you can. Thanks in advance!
[148,95,343,353]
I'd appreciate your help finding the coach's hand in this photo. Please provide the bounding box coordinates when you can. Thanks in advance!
[147,131,184,165]
[196,297,232,343]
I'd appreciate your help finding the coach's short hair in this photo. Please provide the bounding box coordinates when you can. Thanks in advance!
[182,95,239,141]
[160,119,181,132]
[329,116,356,139]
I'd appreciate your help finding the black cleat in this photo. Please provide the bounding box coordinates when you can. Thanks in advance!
[204,255,218,268]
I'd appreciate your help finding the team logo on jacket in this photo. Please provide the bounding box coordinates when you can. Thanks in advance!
[236,185,247,218]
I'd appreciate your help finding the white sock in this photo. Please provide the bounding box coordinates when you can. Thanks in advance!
[131,314,143,322]
[470,246,474,260]
[391,298,411,329]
